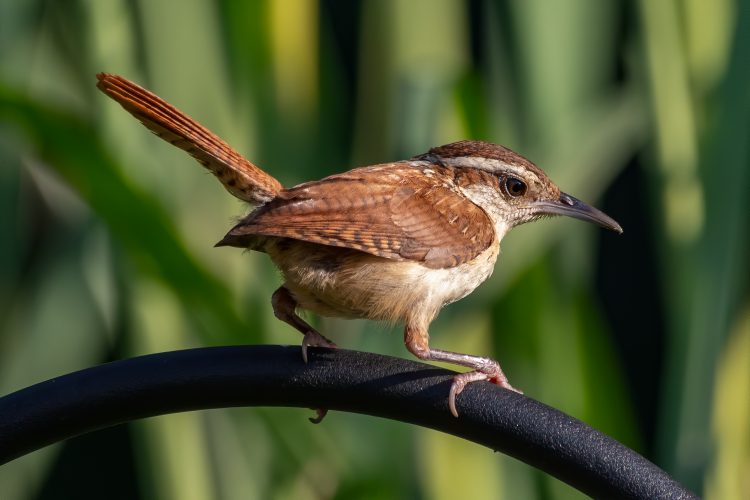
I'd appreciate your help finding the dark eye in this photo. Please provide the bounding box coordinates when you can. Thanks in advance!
[504,177,527,197]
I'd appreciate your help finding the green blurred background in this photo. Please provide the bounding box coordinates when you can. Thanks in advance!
[0,0,748,498]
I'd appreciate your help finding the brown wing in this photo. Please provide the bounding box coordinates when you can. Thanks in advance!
[96,73,282,204]
[218,164,495,269]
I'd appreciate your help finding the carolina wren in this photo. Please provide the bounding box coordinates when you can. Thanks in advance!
[97,74,622,417]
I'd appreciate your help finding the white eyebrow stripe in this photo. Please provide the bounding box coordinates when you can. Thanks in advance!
[441,157,529,178]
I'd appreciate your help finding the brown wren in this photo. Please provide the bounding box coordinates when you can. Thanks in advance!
[96,74,622,417]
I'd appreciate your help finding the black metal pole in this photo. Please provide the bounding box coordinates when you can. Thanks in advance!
[0,346,695,499]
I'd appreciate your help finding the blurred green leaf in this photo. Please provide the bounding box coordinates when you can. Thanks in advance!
[0,84,250,344]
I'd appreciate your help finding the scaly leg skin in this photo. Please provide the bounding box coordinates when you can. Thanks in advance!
[271,286,337,363]
[404,324,522,418]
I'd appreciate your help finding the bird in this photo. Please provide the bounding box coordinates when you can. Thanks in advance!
[96,73,622,417]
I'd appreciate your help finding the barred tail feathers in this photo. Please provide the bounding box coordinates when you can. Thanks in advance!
[96,73,282,204]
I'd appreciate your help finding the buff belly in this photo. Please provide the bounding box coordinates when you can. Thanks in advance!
[264,238,500,327]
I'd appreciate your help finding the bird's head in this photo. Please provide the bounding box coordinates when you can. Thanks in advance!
[416,140,622,237]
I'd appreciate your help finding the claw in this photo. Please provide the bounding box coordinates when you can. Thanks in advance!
[449,370,523,417]
[448,384,461,418]
[309,408,328,424]
[301,330,337,363]
[449,371,489,417]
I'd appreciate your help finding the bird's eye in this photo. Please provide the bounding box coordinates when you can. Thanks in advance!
[504,177,527,197]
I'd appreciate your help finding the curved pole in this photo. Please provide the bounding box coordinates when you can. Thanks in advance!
[0,346,695,499]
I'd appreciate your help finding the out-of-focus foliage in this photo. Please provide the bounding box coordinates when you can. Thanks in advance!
[0,1,747,499]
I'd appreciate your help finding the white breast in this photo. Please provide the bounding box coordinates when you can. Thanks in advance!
[269,238,502,329]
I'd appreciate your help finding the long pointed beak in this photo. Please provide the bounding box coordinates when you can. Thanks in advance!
[534,192,623,234]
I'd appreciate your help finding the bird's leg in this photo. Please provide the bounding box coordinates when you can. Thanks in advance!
[271,286,337,363]
[404,324,522,417]
[272,286,335,424]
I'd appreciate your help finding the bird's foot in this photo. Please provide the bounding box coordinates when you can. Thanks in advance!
[300,332,335,424]
[448,364,522,418]
[301,330,337,363]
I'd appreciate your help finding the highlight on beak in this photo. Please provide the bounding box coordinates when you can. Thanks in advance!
[534,192,623,234]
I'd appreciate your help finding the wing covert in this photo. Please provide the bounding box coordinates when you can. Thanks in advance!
[219,165,495,268]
